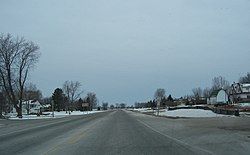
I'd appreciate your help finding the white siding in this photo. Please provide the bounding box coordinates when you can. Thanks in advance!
[12,100,42,114]
[216,90,228,104]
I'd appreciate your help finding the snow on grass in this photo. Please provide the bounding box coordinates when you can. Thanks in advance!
[133,108,156,113]
[237,103,250,108]
[158,109,226,118]
[133,108,151,112]
[43,110,103,116]
[8,110,104,120]
[8,115,58,120]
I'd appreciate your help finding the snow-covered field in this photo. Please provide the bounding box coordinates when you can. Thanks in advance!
[7,110,104,120]
[158,109,227,118]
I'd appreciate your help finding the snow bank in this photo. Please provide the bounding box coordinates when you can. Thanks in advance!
[159,109,226,118]
[8,115,59,120]
[43,110,103,116]
[133,108,151,112]
[8,110,104,120]
[133,108,155,113]
[237,103,250,108]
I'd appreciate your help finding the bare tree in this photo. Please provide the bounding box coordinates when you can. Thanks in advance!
[211,76,230,91]
[24,83,42,101]
[154,88,165,115]
[85,92,98,110]
[41,97,52,105]
[192,87,203,99]
[239,73,250,83]
[203,87,211,98]
[63,80,83,112]
[102,102,108,110]
[0,34,40,117]
[154,88,166,102]
[115,103,119,108]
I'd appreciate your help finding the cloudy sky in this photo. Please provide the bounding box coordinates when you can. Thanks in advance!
[1,0,249,104]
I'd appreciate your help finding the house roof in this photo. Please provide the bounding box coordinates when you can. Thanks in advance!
[210,89,228,97]
[210,90,220,97]
[22,100,41,105]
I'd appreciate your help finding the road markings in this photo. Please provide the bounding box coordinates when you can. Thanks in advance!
[0,119,69,137]
[137,119,215,155]
[43,113,109,155]
[67,123,95,144]
[43,127,89,154]
[68,131,86,144]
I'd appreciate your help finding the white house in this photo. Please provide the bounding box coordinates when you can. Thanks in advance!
[207,89,229,105]
[229,83,250,103]
[12,100,42,114]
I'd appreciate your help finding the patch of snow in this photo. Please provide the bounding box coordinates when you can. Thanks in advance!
[176,104,191,108]
[8,110,104,120]
[239,112,250,117]
[158,109,226,118]
[237,103,250,108]
[133,108,155,113]
[192,104,207,107]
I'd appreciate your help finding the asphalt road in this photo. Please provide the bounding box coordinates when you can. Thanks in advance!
[0,110,249,155]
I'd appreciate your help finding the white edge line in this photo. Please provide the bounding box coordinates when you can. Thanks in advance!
[137,119,215,155]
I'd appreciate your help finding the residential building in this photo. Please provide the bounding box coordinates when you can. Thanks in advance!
[12,100,42,114]
[229,83,250,103]
[207,89,229,105]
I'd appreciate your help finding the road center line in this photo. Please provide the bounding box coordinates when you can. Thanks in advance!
[44,113,109,154]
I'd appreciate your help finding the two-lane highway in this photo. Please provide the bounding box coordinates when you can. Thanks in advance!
[0,110,249,155]
[0,110,201,155]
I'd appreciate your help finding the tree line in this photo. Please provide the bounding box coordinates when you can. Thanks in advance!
[135,73,250,108]
[51,81,98,113]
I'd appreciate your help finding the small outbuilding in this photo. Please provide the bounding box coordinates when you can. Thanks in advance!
[207,89,229,105]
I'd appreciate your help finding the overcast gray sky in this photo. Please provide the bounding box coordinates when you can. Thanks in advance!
[1,0,250,104]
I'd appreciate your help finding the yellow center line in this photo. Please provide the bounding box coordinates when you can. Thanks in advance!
[43,114,107,154]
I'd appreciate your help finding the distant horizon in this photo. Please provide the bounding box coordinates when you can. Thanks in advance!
[1,0,249,105]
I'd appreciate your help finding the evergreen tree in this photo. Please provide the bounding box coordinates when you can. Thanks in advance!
[161,97,168,107]
[167,95,174,102]
[77,98,84,111]
[52,88,65,111]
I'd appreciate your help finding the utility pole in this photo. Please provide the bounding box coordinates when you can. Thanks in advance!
[157,98,160,116]
[52,100,54,118]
